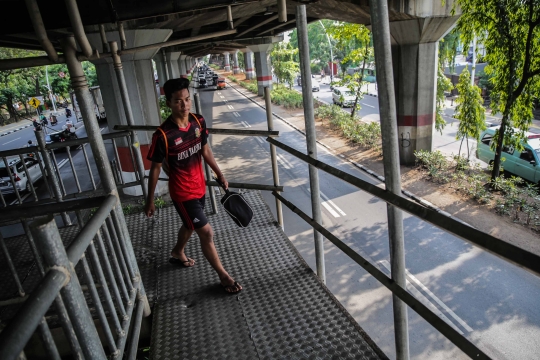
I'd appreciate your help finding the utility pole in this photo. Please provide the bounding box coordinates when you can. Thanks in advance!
[45,66,57,112]
[318,20,334,83]
[470,35,477,86]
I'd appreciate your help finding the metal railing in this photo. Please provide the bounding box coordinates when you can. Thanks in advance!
[0,129,145,212]
[267,136,540,360]
[0,195,145,360]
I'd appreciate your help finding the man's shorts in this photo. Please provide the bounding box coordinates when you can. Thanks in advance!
[172,196,208,230]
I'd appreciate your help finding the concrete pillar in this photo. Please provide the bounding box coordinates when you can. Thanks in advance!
[233,50,240,74]
[178,55,187,78]
[185,56,192,76]
[153,51,168,95]
[87,29,170,196]
[249,44,273,96]
[165,51,181,79]
[224,52,230,72]
[389,17,458,164]
[244,50,255,80]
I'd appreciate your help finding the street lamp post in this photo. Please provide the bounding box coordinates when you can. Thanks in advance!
[318,20,334,83]
[45,66,57,112]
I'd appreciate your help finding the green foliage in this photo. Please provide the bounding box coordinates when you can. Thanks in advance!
[0,48,45,122]
[414,149,540,228]
[454,0,540,179]
[270,42,299,89]
[290,19,336,66]
[227,75,238,83]
[159,96,171,121]
[439,28,461,72]
[454,68,486,158]
[435,64,454,134]
[315,104,381,152]
[239,80,258,94]
[327,22,373,119]
[82,61,98,87]
[270,84,303,108]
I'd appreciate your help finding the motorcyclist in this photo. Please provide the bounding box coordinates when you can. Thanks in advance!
[27,140,33,147]
[65,108,72,117]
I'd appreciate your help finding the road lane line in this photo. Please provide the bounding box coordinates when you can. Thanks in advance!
[321,201,340,217]
[10,192,32,205]
[360,102,375,108]
[255,137,264,144]
[379,260,472,333]
[320,191,346,216]
[276,153,294,169]
[220,95,225,99]
[404,267,473,332]
[233,112,241,117]
[2,137,21,145]
[217,91,221,95]
[227,104,234,109]
[241,121,251,128]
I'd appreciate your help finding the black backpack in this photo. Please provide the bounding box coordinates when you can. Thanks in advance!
[215,177,253,228]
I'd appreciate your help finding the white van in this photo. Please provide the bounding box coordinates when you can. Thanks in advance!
[332,87,356,107]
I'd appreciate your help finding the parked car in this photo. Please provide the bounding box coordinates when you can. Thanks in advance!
[476,126,540,185]
[0,156,45,195]
[312,80,320,92]
[332,87,356,107]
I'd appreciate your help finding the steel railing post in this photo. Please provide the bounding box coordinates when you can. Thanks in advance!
[264,87,284,228]
[194,93,218,214]
[30,215,107,359]
[296,4,325,283]
[34,130,72,225]
[61,35,151,317]
[369,1,410,359]
[109,41,148,199]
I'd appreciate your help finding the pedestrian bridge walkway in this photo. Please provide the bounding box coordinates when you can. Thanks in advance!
[127,191,386,359]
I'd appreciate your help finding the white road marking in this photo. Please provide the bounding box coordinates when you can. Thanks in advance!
[227,104,234,109]
[220,95,225,99]
[276,153,293,169]
[10,192,32,205]
[321,201,340,217]
[2,137,21,145]
[255,137,264,144]
[233,112,241,118]
[57,159,69,169]
[361,102,375,108]
[320,191,346,216]
[379,260,473,333]
[100,127,105,132]
[223,99,228,103]
[241,121,251,128]
[217,91,221,95]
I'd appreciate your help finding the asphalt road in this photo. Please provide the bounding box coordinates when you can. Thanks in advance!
[197,83,540,360]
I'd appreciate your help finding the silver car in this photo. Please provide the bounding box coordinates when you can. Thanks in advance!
[0,156,44,195]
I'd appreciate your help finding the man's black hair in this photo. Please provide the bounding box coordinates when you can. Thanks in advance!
[163,78,190,101]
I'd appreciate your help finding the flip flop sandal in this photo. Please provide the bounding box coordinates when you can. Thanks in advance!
[169,257,195,267]
[222,281,242,294]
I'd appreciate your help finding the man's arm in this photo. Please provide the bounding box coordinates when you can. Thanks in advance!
[201,144,228,189]
[145,161,162,217]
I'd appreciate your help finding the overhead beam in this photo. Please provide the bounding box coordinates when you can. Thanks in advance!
[257,18,296,36]
[236,15,279,37]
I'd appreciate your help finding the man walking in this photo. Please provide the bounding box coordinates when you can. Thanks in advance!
[145,78,242,293]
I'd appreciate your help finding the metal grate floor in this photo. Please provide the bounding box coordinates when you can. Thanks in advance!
[126,191,387,360]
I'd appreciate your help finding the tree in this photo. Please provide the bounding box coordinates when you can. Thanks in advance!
[82,61,98,87]
[0,48,44,123]
[439,28,461,73]
[435,64,454,134]
[42,63,71,100]
[327,22,372,119]
[290,20,335,70]
[454,68,486,159]
[270,42,299,89]
[455,0,540,180]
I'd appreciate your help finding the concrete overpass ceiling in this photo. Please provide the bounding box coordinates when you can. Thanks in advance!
[0,0,447,54]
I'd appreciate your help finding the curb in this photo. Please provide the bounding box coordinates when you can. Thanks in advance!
[225,79,474,228]
[0,124,33,137]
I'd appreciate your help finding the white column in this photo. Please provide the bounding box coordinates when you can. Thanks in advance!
[223,52,230,72]
[249,44,273,95]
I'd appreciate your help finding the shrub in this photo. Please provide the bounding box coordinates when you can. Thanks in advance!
[270,84,303,109]
[227,75,238,83]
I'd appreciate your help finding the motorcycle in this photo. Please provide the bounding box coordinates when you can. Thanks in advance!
[65,109,72,118]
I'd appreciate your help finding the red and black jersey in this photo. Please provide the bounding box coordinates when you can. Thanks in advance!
[147,113,209,202]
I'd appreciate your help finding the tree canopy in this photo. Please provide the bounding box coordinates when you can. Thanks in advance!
[455,0,540,179]
[270,42,299,89]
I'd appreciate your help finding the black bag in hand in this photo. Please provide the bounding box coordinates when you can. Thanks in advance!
[215,177,253,228]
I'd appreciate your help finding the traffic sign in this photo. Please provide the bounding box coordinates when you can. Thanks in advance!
[28,97,41,108]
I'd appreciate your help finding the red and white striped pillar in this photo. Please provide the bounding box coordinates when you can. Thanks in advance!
[233,50,240,74]
[223,52,230,72]
[249,44,273,96]
[244,50,255,80]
